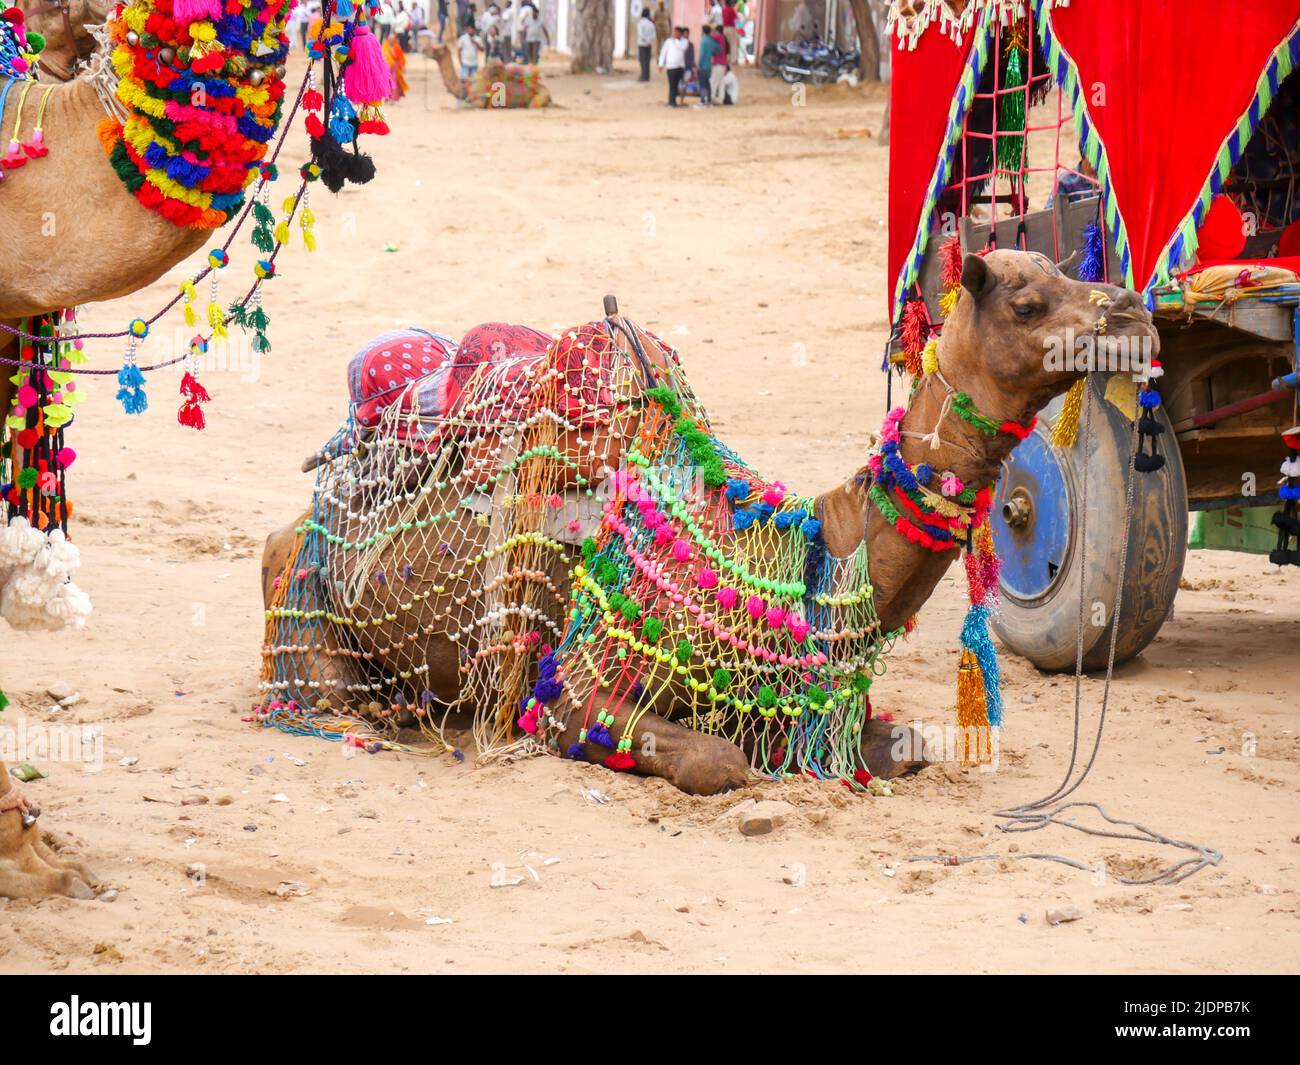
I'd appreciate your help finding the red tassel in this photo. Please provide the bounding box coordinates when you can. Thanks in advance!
[303,89,324,111]
[899,299,930,376]
[939,236,964,289]
[603,752,637,772]
[180,371,211,403]
[177,401,206,430]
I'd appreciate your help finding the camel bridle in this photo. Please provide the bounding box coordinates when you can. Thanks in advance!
[32,0,93,82]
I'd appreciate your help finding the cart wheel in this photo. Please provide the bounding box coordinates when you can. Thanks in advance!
[989,374,1188,672]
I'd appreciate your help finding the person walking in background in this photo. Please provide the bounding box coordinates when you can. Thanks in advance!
[696,22,716,107]
[677,26,694,106]
[499,0,516,59]
[721,0,739,65]
[635,8,655,82]
[709,21,728,104]
[393,1,412,50]
[657,25,687,107]
[483,22,503,60]
[458,20,483,77]
[522,2,548,63]
[437,0,449,36]
[375,0,395,42]
[653,0,670,51]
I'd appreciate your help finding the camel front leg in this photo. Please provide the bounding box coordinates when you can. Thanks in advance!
[555,693,751,796]
[0,771,95,899]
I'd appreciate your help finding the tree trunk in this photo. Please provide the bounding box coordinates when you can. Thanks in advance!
[879,98,890,146]
[847,0,882,81]
[571,0,614,74]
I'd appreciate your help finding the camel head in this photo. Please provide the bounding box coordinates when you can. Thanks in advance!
[941,248,1158,422]
[15,0,112,76]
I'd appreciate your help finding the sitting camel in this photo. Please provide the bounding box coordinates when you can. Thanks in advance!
[260,251,1157,795]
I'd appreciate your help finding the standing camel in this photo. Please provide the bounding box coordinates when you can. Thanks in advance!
[260,250,1158,794]
[1,0,298,898]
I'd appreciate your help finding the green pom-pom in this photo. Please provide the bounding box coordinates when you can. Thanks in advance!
[807,685,828,707]
[641,617,663,642]
[17,467,38,489]
[620,599,641,622]
[581,536,598,560]
[0,688,8,713]
[712,668,732,691]
[595,558,619,584]
[607,591,626,611]
[675,639,692,664]
[757,685,777,708]
[852,673,872,693]
[644,385,682,416]
[27,32,46,55]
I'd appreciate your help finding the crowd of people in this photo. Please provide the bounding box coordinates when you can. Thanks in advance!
[454,3,551,76]
[651,1,749,109]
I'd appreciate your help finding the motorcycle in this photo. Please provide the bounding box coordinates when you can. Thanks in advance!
[761,39,859,85]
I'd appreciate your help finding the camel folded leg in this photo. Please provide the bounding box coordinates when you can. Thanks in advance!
[262,518,365,713]
[0,777,95,899]
[555,694,751,796]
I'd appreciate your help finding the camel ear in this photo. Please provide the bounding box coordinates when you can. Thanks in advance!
[960,253,996,301]
[1055,249,1081,276]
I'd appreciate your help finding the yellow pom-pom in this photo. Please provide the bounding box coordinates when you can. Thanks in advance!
[282,196,297,214]
[939,284,960,320]
[921,339,939,376]
[207,302,227,340]
[273,220,290,245]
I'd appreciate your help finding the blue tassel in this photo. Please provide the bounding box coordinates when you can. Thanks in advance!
[914,463,934,485]
[532,677,563,703]
[754,502,774,526]
[725,478,751,503]
[565,743,586,760]
[537,653,558,680]
[118,363,145,389]
[587,723,613,748]
[1138,389,1162,409]
[1078,221,1105,282]
[960,604,1003,727]
[801,517,822,542]
[1280,483,1300,501]
[733,508,757,531]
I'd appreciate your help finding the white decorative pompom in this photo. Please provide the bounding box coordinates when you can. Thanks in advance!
[0,516,46,570]
[1281,457,1300,479]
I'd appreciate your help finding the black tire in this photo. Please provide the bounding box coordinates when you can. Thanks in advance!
[760,50,779,78]
[810,60,835,85]
[990,373,1188,672]
[779,65,803,84]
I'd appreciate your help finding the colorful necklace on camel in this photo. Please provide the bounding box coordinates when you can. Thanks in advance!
[862,400,1005,763]
[518,382,895,788]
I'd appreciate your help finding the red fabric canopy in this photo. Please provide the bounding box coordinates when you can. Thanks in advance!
[887,27,976,314]
[1049,0,1300,288]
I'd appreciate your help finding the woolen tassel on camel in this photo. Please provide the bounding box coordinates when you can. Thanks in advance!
[171,0,224,22]
[343,26,394,109]
[955,649,991,764]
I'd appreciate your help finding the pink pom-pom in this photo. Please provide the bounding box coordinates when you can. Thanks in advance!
[54,448,76,470]
[788,618,810,642]
[17,385,37,407]
[940,473,964,497]
[746,595,765,620]
[766,606,786,629]
[761,485,785,507]
[653,525,674,546]
[343,25,395,106]
[172,0,225,22]
[696,567,718,589]
[672,539,692,563]
[517,709,539,735]
[716,587,738,609]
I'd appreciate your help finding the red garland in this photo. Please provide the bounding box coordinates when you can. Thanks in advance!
[939,235,964,289]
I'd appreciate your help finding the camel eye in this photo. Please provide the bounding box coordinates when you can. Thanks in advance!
[1011,300,1044,319]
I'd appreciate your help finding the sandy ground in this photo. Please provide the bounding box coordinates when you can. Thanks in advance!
[1,55,1297,974]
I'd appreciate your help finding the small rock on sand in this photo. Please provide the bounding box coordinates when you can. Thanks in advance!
[738,800,795,837]
[1046,905,1083,925]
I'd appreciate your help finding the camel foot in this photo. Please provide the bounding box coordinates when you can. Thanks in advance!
[561,706,750,796]
[859,717,929,780]
[0,810,98,900]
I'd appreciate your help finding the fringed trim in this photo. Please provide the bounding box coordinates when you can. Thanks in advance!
[890,6,997,324]
[888,0,1071,52]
